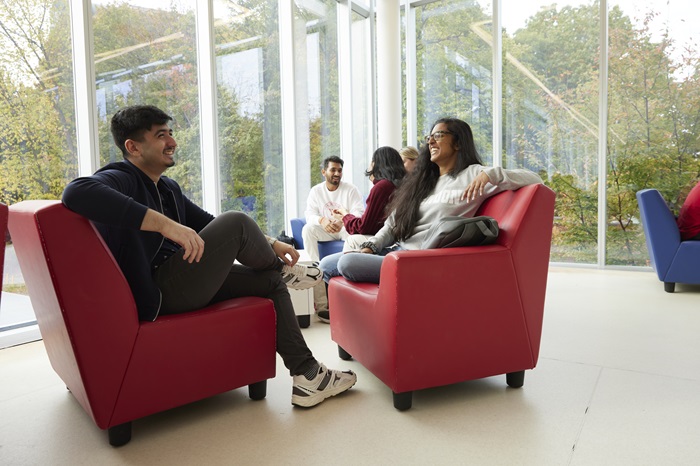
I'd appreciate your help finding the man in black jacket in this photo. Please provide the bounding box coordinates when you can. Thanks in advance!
[62,105,356,408]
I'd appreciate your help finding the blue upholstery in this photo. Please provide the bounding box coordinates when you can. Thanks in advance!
[290,218,306,250]
[290,217,344,259]
[636,189,700,292]
[318,240,344,258]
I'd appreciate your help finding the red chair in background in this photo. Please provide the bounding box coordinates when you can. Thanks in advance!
[328,183,556,410]
[8,200,277,446]
[0,202,7,306]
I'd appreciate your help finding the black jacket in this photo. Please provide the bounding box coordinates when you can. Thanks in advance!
[62,160,214,321]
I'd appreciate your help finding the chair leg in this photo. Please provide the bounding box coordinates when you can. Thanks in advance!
[338,345,352,360]
[297,314,310,328]
[393,391,413,411]
[506,370,525,388]
[664,282,675,293]
[248,380,267,400]
[108,422,132,447]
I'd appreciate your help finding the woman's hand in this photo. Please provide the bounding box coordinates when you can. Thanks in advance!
[461,171,491,201]
[360,247,374,254]
[272,240,300,266]
[332,208,348,221]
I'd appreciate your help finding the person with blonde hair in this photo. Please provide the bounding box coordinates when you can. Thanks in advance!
[399,146,419,172]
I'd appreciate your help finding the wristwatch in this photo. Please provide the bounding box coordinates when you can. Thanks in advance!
[265,235,277,246]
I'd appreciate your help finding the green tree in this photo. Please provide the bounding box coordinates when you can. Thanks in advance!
[0,0,76,204]
[508,1,700,265]
[414,1,494,158]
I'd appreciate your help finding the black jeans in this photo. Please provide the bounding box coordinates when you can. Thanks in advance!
[154,211,315,375]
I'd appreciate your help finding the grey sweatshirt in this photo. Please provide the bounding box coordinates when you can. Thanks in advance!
[369,165,543,250]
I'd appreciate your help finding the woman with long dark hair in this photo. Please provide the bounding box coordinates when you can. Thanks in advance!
[320,117,542,286]
[315,146,406,323]
[331,145,406,251]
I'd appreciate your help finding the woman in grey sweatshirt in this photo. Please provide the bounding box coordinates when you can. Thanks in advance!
[319,117,543,285]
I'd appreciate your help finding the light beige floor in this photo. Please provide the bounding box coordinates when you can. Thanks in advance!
[1,267,699,466]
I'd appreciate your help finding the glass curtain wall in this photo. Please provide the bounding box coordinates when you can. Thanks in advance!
[350,7,373,195]
[93,0,202,203]
[5,0,700,341]
[214,1,284,234]
[502,0,600,263]
[413,0,494,164]
[0,0,76,336]
[297,0,341,195]
[410,0,700,266]
[606,0,700,265]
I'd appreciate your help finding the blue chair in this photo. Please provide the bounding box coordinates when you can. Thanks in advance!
[636,189,700,292]
[290,218,344,259]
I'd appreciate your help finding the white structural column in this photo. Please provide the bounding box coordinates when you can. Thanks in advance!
[337,2,354,181]
[375,0,402,149]
[492,0,503,167]
[71,0,99,176]
[279,0,302,219]
[404,0,417,146]
[195,0,220,214]
[597,0,609,267]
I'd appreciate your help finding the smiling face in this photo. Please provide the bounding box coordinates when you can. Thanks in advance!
[126,123,177,181]
[322,162,343,190]
[428,122,458,174]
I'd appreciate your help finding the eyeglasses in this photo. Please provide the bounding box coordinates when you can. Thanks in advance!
[424,131,452,143]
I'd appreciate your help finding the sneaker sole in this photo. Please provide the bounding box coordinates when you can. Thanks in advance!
[285,277,323,291]
[316,313,330,324]
[291,377,357,408]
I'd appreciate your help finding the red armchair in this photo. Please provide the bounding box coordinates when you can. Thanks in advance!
[8,200,277,446]
[328,183,555,410]
[0,202,7,306]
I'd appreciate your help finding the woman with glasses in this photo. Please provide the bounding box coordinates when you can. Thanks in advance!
[319,117,543,287]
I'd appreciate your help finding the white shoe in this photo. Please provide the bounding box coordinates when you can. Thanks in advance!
[281,264,322,290]
[292,363,357,407]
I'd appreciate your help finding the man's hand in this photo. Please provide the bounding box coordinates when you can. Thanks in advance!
[320,216,342,234]
[141,209,205,263]
[272,240,299,266]
[461,171,491,202]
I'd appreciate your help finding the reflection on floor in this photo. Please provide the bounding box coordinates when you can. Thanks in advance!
[1,267,699,465]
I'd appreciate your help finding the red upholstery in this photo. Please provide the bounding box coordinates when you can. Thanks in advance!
[8,201,277,444]
[0,202,7,306]
[328,184,556,409]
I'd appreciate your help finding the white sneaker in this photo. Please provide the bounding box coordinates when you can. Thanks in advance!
[292,363,357,407]
[281,263,322,290]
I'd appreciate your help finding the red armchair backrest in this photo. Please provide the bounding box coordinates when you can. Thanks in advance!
[0,202,7,305]
[8,200,140,422]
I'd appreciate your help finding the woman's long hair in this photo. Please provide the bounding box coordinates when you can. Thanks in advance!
[365,146,407,186]
[388,118,483,241]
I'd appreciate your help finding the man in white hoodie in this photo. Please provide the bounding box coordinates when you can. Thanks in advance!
[302,156,365,261]
[302,156,364,320]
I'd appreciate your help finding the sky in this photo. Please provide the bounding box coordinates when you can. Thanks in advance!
[502,0,697,53]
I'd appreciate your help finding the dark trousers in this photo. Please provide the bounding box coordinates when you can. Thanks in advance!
[154,211,315,375]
